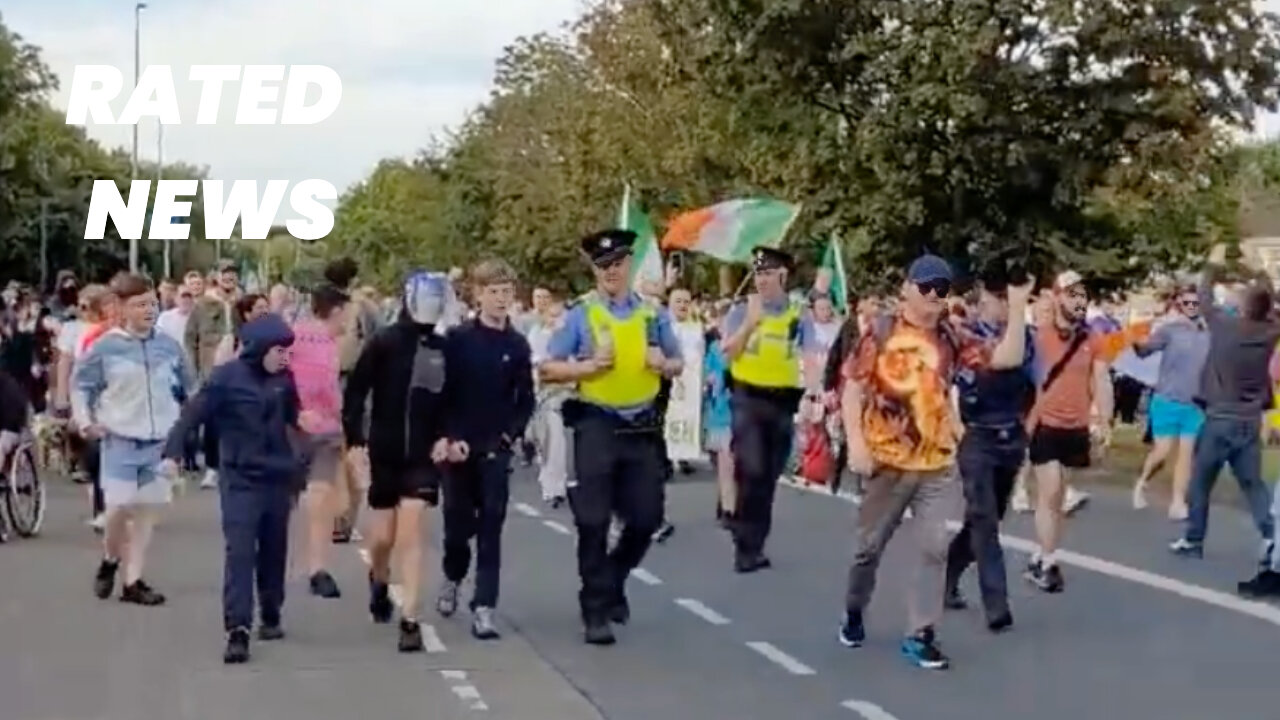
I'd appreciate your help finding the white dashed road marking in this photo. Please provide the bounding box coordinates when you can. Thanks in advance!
[745,641,816,675]
[440,670,489,711]
[675,598,731,625]
[542,519,573,535]
[782,476,1280,628]
[513,502,542,518]
[841,699,901,720]
[630,568,663,585]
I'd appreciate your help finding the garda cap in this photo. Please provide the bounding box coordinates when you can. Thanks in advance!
[581,229,636,267]
[752,246,794,273]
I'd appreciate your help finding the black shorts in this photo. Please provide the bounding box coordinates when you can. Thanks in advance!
[368,461,440,510]
[1028,426,1091,469]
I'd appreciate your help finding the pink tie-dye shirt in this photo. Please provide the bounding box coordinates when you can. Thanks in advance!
[290,319,342,436]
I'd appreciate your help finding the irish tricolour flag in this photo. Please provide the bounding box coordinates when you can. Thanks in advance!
[660,198,801,263]
[619,184,663,291]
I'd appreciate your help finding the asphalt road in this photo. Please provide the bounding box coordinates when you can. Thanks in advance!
[3,466,1277,720]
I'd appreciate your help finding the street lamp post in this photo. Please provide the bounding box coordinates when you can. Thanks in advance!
[129,1,147,273]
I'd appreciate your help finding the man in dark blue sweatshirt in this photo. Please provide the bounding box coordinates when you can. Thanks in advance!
[436,259,535,640]
[162,314,300,665]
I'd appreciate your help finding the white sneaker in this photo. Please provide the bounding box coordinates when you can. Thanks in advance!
[1011,490,1031,514]
[200,470,218,489]
[88,514,106,531]
[1132,482,1149,510]
[1064,487,1090,516]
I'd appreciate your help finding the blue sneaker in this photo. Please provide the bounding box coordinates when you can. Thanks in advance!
[900,628,949,670]
[1169,537,1204,558]
[838,610,865,648]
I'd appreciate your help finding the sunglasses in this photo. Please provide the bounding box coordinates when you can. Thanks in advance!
[1180,299,1200,307]
[915,279,951,298]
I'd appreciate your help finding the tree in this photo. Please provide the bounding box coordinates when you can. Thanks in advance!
[0,14,215,286]
[650,0,1280,289]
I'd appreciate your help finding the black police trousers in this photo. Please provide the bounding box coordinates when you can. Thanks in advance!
[730,391,795,558]
[944,426,1025,620]
[568,412,665,622]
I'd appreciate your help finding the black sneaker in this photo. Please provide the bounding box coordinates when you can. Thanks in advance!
[1024,559,1065,593]
[583,618,616,646]
[838,610,865,648]
[653,521,675,544]
[900,627,950,670]
[609,594,630,625]
[549,496,565,510]
[309,570,342,599]
[257,625,285,641]
[224,628,250,664]
[369,574,393,624]
[94,558,119,599]
[398,619,424,653]
[986,612,1014,633]
[1237,569,1280,598]
[943,587,968,610]
[734,552,772,574]
[120,579,166,606]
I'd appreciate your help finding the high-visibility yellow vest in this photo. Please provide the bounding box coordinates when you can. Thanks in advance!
[730,305,802,389]
[578,300,661,408]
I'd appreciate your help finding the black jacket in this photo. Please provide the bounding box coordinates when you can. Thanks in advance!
[164,314,301,487]
[343,310,450,466]
[442,319,535,455]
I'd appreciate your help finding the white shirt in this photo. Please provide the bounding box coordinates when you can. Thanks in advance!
[156,308,190,345]
[56,319,84,358]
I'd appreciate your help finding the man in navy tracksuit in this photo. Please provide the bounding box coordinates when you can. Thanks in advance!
[163,314,301,664]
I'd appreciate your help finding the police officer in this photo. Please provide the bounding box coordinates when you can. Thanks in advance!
[541,229,684,645]
[721,247,807,572]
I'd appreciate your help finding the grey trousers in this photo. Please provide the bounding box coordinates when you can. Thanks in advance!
[845,467,961,635]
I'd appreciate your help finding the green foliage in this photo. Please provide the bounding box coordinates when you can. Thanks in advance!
[0,14,211,287]
[649,0,1280,290]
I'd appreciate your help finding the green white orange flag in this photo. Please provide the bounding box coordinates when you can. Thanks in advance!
[817,236,849,312]
[619,184,663,291]
[659,198,801,263]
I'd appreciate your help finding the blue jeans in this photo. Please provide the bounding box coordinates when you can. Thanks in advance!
[1185,416,1275,548]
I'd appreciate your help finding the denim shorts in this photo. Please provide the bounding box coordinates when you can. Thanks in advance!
[1149,394,1205,439]
[100,435,170,507]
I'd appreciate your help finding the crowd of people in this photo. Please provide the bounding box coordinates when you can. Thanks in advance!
[1,234,1279,671]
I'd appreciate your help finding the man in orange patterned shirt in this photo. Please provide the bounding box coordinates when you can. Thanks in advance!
[838,255,1029,671]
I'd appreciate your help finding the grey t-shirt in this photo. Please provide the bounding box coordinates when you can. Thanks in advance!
[1197,276,1280,418]
[1138,317,1210,404]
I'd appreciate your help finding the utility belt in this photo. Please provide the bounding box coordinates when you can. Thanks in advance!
[729,378,804,414]
[561,398,661,435]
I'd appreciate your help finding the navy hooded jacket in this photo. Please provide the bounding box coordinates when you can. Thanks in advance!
[164,313,301,487]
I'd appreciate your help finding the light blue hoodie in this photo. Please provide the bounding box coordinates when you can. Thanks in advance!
[73,326,194,442]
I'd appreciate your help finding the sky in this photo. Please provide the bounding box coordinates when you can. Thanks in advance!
[4,0,1279,203]
[4,0,585,199]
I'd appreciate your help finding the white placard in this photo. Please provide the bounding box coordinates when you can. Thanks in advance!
[665,322,704,461]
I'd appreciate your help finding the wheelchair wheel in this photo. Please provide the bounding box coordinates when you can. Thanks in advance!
[4,445,45,538]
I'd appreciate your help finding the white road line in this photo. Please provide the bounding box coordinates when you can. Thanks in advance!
[440,671,489,711]
[514,502,542,518]
[542,519,573,535]
[420,623,447,653]
[675,598,731,625]
[781,476,1280,629]
[745,641,816,675]
[630,568,663,585]
[841,699,900,720]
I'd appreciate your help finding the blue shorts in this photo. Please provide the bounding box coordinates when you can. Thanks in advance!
[1149,395,1204,439]
[100,435,170,507]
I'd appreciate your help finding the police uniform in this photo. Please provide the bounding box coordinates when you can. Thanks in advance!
[728,247,804,573]
[552,229,679,645]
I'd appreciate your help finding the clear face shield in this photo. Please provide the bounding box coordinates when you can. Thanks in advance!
[403,272,454,325]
